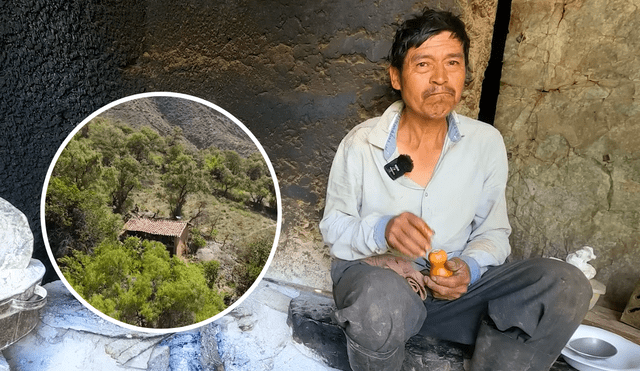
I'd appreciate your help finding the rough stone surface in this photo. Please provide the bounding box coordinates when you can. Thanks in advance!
[163,332,202,371]
[1,0,145,283]
[0,197,34,271]
[2,281,170,370]
[286,292,472,371]
[268,232,334,291]
[494,0,640,310]
[0,0,498,292]
[199,325,225,371]
[288,292,349,370]
[147,346,171,371]
[214,280,339,371]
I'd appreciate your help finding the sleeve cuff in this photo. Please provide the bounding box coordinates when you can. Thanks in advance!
[459,255,481,285]
[373,215,394,252]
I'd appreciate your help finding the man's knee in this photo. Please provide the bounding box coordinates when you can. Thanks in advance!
[523,258,592,317]
[549,258,592,316]
[488,258,592,336]
[332,265,426,352]
[334,262,422,306]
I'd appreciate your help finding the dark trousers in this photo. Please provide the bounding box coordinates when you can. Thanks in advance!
[331,257,592,371]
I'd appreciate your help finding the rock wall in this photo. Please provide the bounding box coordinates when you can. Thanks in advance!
[129,0,499,290]
[1,0,146,282]
[1,0,499,290]
[494,0,640,310]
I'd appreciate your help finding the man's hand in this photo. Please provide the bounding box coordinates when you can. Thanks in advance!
[385,212,434,258]
[424,258,470,300]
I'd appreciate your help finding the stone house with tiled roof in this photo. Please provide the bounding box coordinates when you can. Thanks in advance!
[122,218,189,257]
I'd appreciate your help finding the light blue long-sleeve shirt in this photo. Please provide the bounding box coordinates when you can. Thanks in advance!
[319,101,512,284]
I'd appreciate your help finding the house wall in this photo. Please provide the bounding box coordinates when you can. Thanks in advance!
[124,231,178,256]
[176,228,189,258]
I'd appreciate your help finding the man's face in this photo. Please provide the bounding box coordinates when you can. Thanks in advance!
[390,31,466,123]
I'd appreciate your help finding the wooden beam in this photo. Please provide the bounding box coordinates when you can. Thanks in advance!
[582,305,640,345]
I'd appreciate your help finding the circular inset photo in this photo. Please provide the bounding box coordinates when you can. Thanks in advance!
[41,92,281,332]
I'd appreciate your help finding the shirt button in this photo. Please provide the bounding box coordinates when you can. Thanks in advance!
[424,192,428,197]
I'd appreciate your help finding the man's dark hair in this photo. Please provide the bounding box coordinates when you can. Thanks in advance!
[389,8,470,73]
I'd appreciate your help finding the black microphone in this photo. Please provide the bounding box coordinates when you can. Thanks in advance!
[384,154,413,180]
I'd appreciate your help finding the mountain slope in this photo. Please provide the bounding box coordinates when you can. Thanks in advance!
[99,96,258,157]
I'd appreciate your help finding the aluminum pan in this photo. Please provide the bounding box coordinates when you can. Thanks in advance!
[0,285,47,350]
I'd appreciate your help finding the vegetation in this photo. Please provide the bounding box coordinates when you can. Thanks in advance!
[161,146,210,218]
[60,237,225,328]
[232,233,273,295]
[45,117,277,328]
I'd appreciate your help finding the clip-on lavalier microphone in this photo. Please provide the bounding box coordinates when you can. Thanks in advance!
[384,154,413,180]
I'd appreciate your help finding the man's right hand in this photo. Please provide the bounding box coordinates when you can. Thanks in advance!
[385,212,434,258]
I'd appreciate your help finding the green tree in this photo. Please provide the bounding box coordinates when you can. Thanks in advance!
[167,126,185,148]
[223,150,242,175]
[85,119,127,166]
[45,177,122,257]
[245,235,271,282]
[104,155,143,215]
[188,228,207,254]
[53,137,103,191]
[203,148,224,175]
[250,176,274,207]
[245,152,266,181]
[125,131,151,162]
[233,233,273,297]
[60,237,226,328]
[210,150,245,197]
[162,152,209,218]
[202,260,221,289]
[242,152,276,208]
[139,126,166,166]
[204,148,226,192]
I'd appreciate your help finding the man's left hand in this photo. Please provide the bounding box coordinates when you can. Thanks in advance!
[424,258,471,300]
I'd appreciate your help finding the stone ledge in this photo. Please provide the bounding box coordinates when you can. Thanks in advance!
[287,291,350,370]
[287,291,577,371]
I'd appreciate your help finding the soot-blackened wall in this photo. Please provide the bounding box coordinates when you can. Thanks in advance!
[1,0,498,289]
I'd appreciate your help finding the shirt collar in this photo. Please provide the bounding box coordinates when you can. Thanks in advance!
[376,102,464,161]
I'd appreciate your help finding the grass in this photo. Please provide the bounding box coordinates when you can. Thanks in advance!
[130,182,275,246]
[126,171,277,303]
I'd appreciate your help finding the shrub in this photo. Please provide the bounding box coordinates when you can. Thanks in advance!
[189,229,207,254]
[202,260,221,289]
[60,236,226,328]
[232,233,273,297]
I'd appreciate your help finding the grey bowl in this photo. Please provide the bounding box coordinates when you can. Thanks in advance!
[568,337,618,359]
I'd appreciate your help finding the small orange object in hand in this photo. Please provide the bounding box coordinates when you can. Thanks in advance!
[429,249,453,277]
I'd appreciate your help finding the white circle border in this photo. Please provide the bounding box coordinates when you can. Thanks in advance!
[40,92,283,334]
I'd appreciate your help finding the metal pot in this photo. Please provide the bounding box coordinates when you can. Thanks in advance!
[0,259,48,351]
[0,284,47,351]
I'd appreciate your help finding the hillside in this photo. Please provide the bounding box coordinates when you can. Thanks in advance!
[99,96,259,157]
